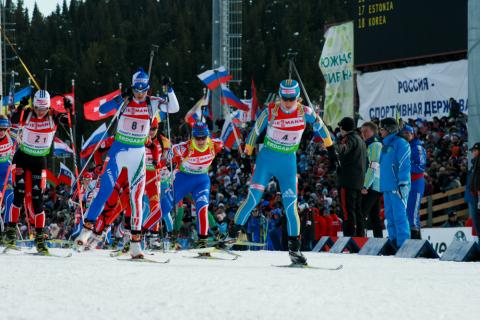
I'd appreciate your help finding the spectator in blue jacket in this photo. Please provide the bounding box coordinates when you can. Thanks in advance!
[402,125,426,239]
[467,142,480,237]
[379,118,411,248]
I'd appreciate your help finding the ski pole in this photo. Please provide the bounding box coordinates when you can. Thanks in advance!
[147,45,160,77]
[50,92,85,217]
[289,57,330,131]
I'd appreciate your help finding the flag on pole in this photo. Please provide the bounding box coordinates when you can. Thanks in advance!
[220,85,249,111]
[185,95,209,127]
[220,112,242,150]
[54,137,74,156]
[2,86,31,106]
[80,123,108,158]
[50,93,74,113]
[83,89,122,120]
[197,67,232,90]
[58,163,74,187]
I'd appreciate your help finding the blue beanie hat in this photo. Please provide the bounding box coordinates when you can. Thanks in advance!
[192,122,209,137]
[279,79,300,99]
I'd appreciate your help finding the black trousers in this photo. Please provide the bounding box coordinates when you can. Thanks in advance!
[361,189,383,238]
[12,150,47,214]
[340,187,364,237]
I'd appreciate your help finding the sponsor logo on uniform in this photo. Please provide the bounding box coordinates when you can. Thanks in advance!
[273,117,304,128]
[282,188,297,198]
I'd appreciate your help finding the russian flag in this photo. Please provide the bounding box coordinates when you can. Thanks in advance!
[220,85,249,111]
[220,113,242,150]
[54,137,74,156]
[185,94,209,127]
[58,163,74,187]
[197,67,232,90]
[84,89,122,121]
[80,123,107,159]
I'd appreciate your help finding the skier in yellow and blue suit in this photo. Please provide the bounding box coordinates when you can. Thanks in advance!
[231,79,333,265]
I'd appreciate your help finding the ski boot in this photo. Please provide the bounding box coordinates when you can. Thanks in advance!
[85,232,104,250]
[111,236,120,250]
[146,232,162,251]
[3,224,19,251]
[410,228,422,240]
[74,221,94,250]
[213,224,242,249]
[35,229,49,255]
[195,236,211,257]
[121,230,132,253]
[288,237,307,266]
[129,232,144,259]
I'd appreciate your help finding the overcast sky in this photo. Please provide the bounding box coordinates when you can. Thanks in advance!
[24,0,71,16]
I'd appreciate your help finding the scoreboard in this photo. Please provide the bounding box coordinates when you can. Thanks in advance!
[354,0,467,66]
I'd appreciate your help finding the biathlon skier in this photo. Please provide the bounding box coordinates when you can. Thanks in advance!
[3,90,72,254]
[230,79,333,266]
[75,69,179,259]
[142,122,223,249]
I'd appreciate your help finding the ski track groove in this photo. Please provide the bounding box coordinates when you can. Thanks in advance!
[0,248,479,320]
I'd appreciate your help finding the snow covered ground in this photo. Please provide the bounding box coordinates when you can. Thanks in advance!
[1,248,479,320]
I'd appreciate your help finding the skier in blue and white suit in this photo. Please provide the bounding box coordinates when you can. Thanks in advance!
[402,124,426,239]
[379,118,411,248]
[75,69,179,259]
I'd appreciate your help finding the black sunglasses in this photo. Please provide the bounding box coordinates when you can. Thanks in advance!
[281,97,296,102]
[195,136,207,141]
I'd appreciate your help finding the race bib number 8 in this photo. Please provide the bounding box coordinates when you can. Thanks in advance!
[120,117,149,135]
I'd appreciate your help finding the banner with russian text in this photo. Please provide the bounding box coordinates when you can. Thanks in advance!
[357,60,468,123]
[319,21,354,128]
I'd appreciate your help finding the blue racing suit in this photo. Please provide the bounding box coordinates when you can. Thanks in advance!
[380,132,411,247]
[407,138,426,231]
[234,102,332,237]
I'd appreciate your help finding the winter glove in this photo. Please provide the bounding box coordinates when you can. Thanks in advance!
[63,97,73,113]
[398,184,409,200]
[161,76,174,88]
[121,87,133,99]
[19,96,30,108]
[244,144,254,156]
